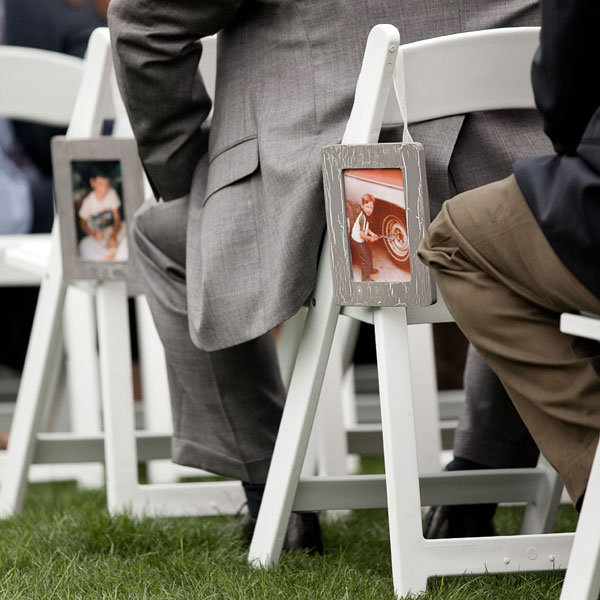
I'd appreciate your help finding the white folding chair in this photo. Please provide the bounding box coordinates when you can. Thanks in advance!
[249,25,570,597]
[0,46,105,488]
[559,313,600,600]
[0,29,245,518]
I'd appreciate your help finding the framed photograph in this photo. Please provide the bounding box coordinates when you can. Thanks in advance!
[51,137,145,291]
[322,142,436,307]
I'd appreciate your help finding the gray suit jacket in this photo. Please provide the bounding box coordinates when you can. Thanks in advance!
[109,0,548,351]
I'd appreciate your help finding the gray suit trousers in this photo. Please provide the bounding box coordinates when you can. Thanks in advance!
[133,196,285,483]
[457,346,539,468]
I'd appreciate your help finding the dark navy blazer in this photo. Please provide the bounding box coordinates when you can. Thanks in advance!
[514,0,600,298]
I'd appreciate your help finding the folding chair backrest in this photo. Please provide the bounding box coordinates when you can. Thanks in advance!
[345,26,539,147]
[392,26,539,124]
[0,48,84,284]
[0,46,84,126]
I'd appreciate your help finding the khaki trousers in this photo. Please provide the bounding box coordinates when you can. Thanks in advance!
[419,175,600,503]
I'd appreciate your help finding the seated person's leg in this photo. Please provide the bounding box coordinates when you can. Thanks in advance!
[421,110,552,538]
[425,346,539,538]
[133,198,322,552]
[419,175,600,508]
[457,346,539,471]
[133,198,284,482]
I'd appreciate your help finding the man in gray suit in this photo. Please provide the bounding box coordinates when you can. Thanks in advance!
[108,0,548,544]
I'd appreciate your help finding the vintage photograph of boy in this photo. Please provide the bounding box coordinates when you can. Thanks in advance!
[345,168,411,283]
[73,160,128,262]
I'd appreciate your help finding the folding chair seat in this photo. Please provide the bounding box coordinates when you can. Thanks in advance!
[248,25,572,597]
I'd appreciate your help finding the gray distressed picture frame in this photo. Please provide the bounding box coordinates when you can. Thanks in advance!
[51,137,145,292]
[322,142,436,307]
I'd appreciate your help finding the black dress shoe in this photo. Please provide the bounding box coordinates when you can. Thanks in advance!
[240,512,257,542]
[284,512,323,554]
[423,504,496,539]
[240,511,323,554]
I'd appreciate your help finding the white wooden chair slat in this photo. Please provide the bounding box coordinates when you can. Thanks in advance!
[0,47,84,125]
[0,47,83,285]
[388,27,538,124]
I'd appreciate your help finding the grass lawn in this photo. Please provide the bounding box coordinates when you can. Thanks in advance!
[0,477,577,599]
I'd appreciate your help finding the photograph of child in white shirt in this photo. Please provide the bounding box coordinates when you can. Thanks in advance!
[76,163,128,261]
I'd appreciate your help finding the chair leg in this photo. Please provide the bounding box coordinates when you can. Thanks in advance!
[96,281,138,514]
[0,229,67,517]
[339,317,362,474]
[408,323,442,473]
[64,285,104,488]
[248,254,340,567]
[276,307,308,391]
[136,295,182,484]
[339,315,361,369]
[520,454,563,535]
[559,440,600,600]
[374,307,429,597]
[314,318,350,477]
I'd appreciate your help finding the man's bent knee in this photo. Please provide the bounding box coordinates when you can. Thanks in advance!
[418,202,461,272]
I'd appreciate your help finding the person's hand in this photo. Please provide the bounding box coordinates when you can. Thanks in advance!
[106,236,117,249]
[93,231,104,241]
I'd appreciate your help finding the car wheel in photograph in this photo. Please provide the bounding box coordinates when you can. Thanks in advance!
[382,212,409,264]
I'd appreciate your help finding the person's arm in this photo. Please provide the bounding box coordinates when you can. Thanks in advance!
[366,226,379,242]
[360,230,379,243]
[107,0,244,200]
[358,217,379,243]
[79,217,103,240]
[106,209,122,248]
[532,1,600,155]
